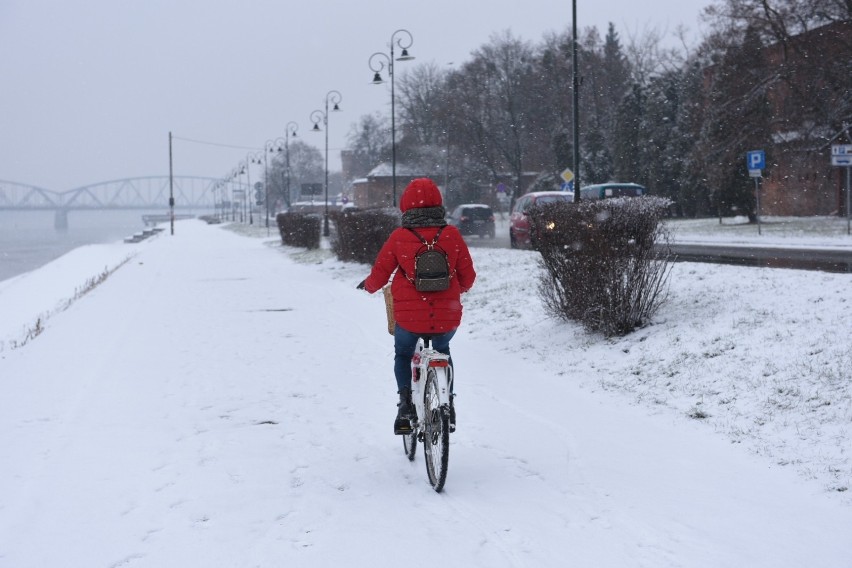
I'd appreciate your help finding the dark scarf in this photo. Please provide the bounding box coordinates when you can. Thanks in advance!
[401,206,447,228]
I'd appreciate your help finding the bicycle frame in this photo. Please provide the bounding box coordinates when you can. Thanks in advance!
[410,338,452,430]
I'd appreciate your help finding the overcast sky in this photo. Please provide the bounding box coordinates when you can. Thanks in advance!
[1,0,711,191]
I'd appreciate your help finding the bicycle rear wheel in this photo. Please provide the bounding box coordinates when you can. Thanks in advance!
[423,368,450,492]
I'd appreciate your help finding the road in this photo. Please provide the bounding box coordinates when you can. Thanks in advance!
[461,224,852,273]
[666,243,852,273]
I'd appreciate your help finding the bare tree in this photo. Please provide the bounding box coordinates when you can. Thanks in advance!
[345,112,391,178]
[266,140,323,205]
[454,31,540,205]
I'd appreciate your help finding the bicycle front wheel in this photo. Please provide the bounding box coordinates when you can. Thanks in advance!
[423,368,450,492]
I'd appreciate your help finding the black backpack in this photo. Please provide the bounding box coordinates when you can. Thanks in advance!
[405,226,452,292]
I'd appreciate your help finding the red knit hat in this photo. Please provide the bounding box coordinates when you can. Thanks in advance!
[399,178,443,212]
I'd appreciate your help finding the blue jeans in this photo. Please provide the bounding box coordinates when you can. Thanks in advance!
[393,324,455,392]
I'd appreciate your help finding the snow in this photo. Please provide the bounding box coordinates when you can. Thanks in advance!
[1,217,851,567]
[664,215,852,249]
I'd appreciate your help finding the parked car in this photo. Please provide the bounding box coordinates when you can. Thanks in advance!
[579,182,645,201]
[448,204,496,238]
[509,191,574,249]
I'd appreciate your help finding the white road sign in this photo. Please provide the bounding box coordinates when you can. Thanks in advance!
[832,145,852,166]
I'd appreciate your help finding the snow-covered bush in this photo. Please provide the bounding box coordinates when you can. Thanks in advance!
[276,212,321,249]
[531,196,674,336]
[331,208,400,264]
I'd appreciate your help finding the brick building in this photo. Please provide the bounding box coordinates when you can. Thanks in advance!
[351,163,425,209]
[755,20,851,216]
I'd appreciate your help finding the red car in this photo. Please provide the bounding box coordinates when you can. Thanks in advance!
[509,191,574,249]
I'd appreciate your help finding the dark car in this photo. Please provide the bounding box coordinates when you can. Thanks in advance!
[579,182,645,201]
[509,191,574,249]
[448,204,496,238]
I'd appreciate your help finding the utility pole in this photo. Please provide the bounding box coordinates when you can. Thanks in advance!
[571,0,581,203]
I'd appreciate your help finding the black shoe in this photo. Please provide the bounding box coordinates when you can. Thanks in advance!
[394,388,414,435]
[449,395,456,433]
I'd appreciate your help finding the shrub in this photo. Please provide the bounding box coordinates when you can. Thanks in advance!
[331,208,400,264]
[276,212,321,249]
[531,196,673,337]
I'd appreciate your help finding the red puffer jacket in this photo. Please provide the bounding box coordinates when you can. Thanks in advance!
[364,179,476,334]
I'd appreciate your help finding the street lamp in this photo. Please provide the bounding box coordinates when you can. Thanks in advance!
[264,137,287,229]
[571,0,581,204]
[310,90,342,237]
[263,140,281,233]
[246,151,264,225]
[369,29,415,207]
[283,121,298,209]
[263,123,299,224]
[224,172,239,221]
[231,165,245,222]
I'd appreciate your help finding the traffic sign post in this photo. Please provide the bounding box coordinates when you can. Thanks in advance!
[560,168,575,194]
[832,145,852,235]
[746,150,765,235]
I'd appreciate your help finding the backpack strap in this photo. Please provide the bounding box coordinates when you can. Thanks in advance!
[406,225,446,249]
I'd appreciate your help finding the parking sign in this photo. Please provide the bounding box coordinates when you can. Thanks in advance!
[746,150,765,170]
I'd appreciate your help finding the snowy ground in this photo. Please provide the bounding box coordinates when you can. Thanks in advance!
[664,215,852,248]
[1,218,851,567]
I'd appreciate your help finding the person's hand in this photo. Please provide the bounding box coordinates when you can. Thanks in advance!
[356,279,366,290]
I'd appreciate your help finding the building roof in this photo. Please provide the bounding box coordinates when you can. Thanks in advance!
[366,162,424,178]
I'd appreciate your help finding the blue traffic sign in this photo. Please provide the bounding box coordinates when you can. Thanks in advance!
[747,150,765,170]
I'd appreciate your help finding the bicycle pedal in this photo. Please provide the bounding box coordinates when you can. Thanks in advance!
[394,418,413,435]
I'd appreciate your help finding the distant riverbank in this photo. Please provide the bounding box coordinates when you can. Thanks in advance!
[0,210,154,282]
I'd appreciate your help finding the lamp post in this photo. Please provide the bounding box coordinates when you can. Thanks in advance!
[262,142,277,233]
[264,123,298,224]
[310,90,342,237]
[232,164,246,222]
[369,29,415,207]
[263,138,287,233]
[246,151,264,225]
[283,121,298,209]
[226,172,239,221]
[571,0,581,204]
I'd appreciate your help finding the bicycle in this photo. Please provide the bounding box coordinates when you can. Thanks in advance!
[402,336,454,492]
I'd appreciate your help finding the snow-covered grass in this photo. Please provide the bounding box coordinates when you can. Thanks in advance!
[463,248,852,496]
[665,215,852,247]
[1,217,851,567]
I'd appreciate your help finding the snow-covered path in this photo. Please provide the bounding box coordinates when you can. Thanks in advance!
[1,220,851,567]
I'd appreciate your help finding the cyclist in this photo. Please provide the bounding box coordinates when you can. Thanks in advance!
[357,178,476,434]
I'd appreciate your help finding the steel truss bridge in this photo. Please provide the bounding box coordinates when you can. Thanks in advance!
[0,176,247,212]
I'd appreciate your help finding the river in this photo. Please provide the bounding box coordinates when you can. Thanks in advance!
[0,210,160,283]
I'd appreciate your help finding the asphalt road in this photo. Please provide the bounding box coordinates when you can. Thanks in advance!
[665,243,852,273]
[461,231,510,250]
[462,229,852,273]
